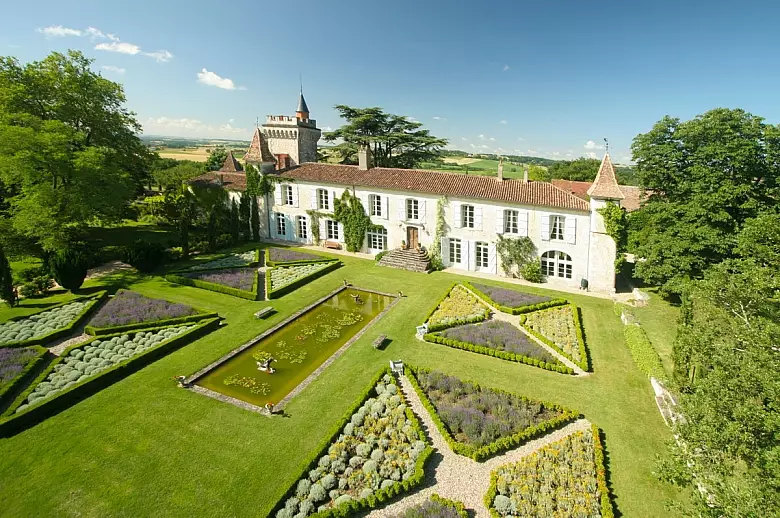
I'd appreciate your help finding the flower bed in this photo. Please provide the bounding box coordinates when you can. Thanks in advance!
[1,318,220,429]
[484,425,613,517]
[266,261,340,299]
[186,268,255,291]
[0,346,48,406]
[165,268,262,301]
[521,304,589,371]
[390,494,468,518]
[426,285,490,332]
[86,290,214,335]
[466,283,567,315]
[272,369,432,517]
[438,321,557,364]
[0,293,106,348]
[267,247,326,265]
[407,367,578,461]
[183,249,260,271]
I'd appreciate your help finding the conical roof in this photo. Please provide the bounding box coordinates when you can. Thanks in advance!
[219,150,243,172]
[297,92,309,114]
[243,127,276,164]
[587,153,625,199]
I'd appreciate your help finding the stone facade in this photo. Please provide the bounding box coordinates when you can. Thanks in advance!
[261,114,321,166]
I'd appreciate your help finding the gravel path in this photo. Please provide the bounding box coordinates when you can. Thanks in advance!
[48,333,91,356]
[364,375,590,517]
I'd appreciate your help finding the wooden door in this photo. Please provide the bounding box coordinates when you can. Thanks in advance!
[407,227,419,249]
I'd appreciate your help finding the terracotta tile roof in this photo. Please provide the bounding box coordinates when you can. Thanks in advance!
[281,163,590,211]
[190,171,247,191]
[587,153,625,199]
[219,151,243,172]
[552,179,644,212]
[243,127,275,164]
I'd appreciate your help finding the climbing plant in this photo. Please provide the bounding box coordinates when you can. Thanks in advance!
[306,209,325,245]
[429,196,447,270]
[597,201,628,268]
[333,190,376,252]
[496,235,537,279]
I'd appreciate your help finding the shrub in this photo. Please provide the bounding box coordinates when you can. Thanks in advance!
[520,261,543,283]
[0,246,16,307]
[50,249,89,291]
[624,325,666,379]
[121,239,166,273]
[19,277,54,298]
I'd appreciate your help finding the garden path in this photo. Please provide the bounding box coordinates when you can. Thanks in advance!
[459,284,587,376]
[364,375,591,517]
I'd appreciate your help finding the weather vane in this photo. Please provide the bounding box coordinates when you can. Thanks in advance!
[604,138,609,153]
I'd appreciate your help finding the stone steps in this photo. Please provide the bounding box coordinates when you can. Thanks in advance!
[378,248,432,273]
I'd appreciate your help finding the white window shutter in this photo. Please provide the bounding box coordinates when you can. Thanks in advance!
[463,240,470,268]
[274,185,283,206]
[495,209,504,234]
[383,197,389,219]
[331,190,337,209]
[338,222,345,243]
[469,241,478,271]
[419,200,427,221]
[565,217,577,244]
[320,219,327,241]
[519,211,529,237]
[488,243,497,274]
[310,189,317,209]
[292,185,299,208]
[398,200,406,222]
[540,212,550,241]
[287,215,294,239]
[361,193,370,213]
[440,239,449,266]
[475,207,483,230]
[453,203,462,229]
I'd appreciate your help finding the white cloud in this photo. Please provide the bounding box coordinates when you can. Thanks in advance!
[585,151,598,159]
[409,116,418,122]
[143,116,248,138]
[552,151,560,156]
[37,25,82,37]
[197,68,244,90]
[461,137,468,141]
[517,136,525,141]
[503,64,510,71]
[432,116,447,121]
[469,144,476,149]
[143,50,173,62]
[322,126,333,132]
[584,140,605,150]
[566,153,573,157]
[95,41,141,55]
[101,65,125,74]
[489,137,496,141]
[479,144,490,149]
[500,120,508,125]
[85,27,118,41]
[527,149,538,154]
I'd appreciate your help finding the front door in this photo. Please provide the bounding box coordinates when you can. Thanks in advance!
[407,226,419,249]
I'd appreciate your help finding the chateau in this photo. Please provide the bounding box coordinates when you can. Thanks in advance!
[196,93,622,293]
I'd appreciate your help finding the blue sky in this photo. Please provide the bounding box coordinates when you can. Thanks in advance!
[2,0,779,164]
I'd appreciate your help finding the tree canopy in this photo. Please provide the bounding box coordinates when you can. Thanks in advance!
[324,105,447,169]
[205,146,228,172]
[628,108,780,296]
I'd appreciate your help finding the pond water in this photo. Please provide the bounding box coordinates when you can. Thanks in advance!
[196,288,393,407]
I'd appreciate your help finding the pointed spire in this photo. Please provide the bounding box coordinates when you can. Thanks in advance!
[243,127,276,164]
[296,84,310,116]
[587,153,625,199]
[218,150,243,172]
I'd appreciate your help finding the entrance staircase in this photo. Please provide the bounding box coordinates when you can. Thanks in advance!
[377,247,432,273]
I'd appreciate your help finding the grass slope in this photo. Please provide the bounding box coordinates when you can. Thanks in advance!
[0,246,682,517]
[631,290,680,376]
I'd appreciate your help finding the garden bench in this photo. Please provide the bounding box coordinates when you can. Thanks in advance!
[390,360,404,374]
[324,241,341,250]
[372,334,386,350]
[254,307,274,319]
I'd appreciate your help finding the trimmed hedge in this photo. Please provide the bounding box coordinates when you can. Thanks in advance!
[165,269,262,301]
[171,249,263,273]
[0,345,49,408]
[265,247,331,267]
[0,318,220,435]
[520,304,590,372]
[266,260,341,299]
[423,283,491,333]
[623,325,666,380]
[464,281,568,315]
[406,366,579,461]
[269,366,433,517]
[423,332,574,375]
[0,291,108,349]
[85,310,219,336]
[483,424,614,518]
[424,494,469,517]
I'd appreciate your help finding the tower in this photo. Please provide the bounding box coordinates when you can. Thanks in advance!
[586,152,624,293]
[261,90,321,168]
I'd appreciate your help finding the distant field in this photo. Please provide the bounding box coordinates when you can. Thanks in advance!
[442,157,481,165]
[156,146,247,163]
[420,158,532,179]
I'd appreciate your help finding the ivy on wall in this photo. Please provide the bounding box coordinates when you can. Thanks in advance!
[597,201,628,268]
[333,190,378,252]
[428,196,448,270]
[306,209,325,245]
[496,235,538,280]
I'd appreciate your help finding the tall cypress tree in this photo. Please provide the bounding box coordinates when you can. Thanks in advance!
[0,245,16,306]
[229,198,240,244]
[238,192,250,241]
[246,164,261,241]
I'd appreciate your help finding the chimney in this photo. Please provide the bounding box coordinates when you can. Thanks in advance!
[523,164,529,184]
[358,146,373,170]
[497,157,504,181]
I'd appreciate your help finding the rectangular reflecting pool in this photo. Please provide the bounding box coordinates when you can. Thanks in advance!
[191,288,394,410]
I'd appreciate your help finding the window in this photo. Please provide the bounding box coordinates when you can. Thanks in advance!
[368,227,387,251]
[296,216,308,240]
[541,251,572,279]
[406,199,419,220]
[550,215,565,240]
[449,238,462,264]
[317,189,330,210]
[326,220,339,240]
[275,213,286,236]
[475,241,489,268]
[504,210,519,234]
[283,185,293,205]
[462,204,475,228]
[370,195,382,217]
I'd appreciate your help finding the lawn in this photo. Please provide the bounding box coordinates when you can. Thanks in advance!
[632,290,680,376]
[0,245,682,517]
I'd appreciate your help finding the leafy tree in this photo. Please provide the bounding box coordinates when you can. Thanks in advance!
[547,158,600,181]
[205,146,228,172]
[121,239,166,273]
[151,159,204,190]
[238,192,250,241]
[324,105,447,168]
[527,164,549,181]
[160,186,198,258]
[229,198,240,244]
[50,248,88,291]
[629,108,780,296]
[0,245,16,306]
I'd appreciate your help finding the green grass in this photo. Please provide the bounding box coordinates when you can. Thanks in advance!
[631,290,680,376]
[0,245,683,517]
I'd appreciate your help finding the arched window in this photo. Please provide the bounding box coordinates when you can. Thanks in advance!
[541,251,572,279]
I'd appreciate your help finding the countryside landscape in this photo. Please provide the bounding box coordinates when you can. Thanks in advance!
[0,2,777,517]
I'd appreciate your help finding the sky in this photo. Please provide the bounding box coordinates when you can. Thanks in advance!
[2,0,780,164]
